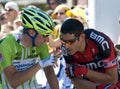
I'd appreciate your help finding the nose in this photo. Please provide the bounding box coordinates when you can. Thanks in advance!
[56,13,61,17]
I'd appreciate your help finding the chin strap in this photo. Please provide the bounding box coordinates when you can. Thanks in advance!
[27,31,38,46]
[23,28,38,46]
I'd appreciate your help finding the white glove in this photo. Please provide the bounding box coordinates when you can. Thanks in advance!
[39,55,55,68]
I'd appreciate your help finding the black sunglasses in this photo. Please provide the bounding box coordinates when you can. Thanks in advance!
[60,36,79,45]
[56,12,65,15]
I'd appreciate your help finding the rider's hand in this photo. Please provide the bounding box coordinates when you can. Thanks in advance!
[65,64,88,78]
[39,55,55,68]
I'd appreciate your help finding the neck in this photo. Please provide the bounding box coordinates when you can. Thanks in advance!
[79,39,86,53]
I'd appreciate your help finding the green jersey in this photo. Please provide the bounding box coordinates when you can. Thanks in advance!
[0,34,50,89]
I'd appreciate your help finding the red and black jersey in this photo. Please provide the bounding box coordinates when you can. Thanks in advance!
[62,29,117,72]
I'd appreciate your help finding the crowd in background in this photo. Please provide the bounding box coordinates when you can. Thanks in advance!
[0,0,89,40]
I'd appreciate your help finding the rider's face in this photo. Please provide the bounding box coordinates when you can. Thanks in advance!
[60,33,86,55]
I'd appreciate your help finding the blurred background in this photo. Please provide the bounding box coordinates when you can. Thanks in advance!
[0,0,120,44]
[0,0,88,11]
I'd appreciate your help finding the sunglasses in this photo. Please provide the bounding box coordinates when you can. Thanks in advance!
[56,12,65,15]
[60,36,79,45]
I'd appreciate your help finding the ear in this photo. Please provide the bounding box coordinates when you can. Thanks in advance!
[79,33,85,40]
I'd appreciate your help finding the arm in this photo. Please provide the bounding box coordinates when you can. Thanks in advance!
[72,77,97,89]
[4,63,40,89]
[4,56,55,89]
[44,66,59,89]
[71,67,118,89]
[72,77,117,89]
[87,67,118,85]
[67,64,118,85]
[67,64,118,89]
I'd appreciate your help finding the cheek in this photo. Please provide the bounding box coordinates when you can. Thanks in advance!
[35,35,45,46]
[76,44,80,50]
[57,15,63,19]
[72,43,80,51]
[20,35,32,47]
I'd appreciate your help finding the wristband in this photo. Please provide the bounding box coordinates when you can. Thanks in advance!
[39,57,49,68]
[39,55,55,68]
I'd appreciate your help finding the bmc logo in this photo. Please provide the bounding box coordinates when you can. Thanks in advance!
[90,31,109,50]
[86,60,103,70]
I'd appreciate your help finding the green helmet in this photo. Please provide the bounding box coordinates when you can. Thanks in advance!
[21,7,54,36]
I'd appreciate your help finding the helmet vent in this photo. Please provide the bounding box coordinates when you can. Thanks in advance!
[38,13,48,21]
[46,24,52,30]
[22,18,26,24]
[36,23,45,30]
[35,17,44,24]
[24,10,34,16]
[23,14,33,25]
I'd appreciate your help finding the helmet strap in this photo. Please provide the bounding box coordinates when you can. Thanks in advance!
[27,31,38,47]
[23,28,38,46]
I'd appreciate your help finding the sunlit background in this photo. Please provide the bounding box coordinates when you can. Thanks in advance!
[0,0,120,44]
[0,0,87,11]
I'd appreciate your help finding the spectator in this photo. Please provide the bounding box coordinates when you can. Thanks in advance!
[66,6,89,29]
[52,4,70,23]
[5,1,19,26]
[0,10,8,25]
[47,0,60,10]
[13,14,22,30]
[0,24,13,39]
[47,4,70,51]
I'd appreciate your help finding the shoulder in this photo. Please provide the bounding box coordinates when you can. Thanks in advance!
[0,35,17,48]
[84,29,107,37]
[85,29,115,58]
[0,34,16,44]
[84,29,112,44]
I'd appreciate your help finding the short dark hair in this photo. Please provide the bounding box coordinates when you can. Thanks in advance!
[61,18,84,37]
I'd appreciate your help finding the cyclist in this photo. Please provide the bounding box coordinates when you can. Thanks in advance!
[60,18,120,89]
[0,7,59,89]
